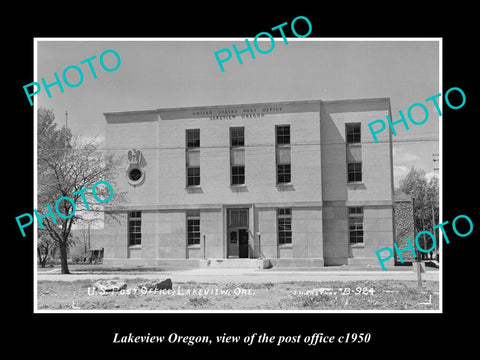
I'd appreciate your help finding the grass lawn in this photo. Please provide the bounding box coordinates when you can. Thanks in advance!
[37,279,439,311]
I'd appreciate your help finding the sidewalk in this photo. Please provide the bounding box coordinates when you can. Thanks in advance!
[36,267,440,283]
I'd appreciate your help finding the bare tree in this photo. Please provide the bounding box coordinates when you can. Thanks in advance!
[37,230,56,268]
[37,108,123,274]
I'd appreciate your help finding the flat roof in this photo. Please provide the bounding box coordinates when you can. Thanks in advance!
[103,97,390,117]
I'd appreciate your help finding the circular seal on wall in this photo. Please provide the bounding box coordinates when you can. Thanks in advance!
[126,149,145,186]
[126,165,145,186]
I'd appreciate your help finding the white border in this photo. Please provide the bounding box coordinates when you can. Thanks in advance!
[33,37,442,314]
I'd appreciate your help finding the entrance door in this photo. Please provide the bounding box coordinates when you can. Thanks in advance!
[227,208,249,258]
[238,229,249,258]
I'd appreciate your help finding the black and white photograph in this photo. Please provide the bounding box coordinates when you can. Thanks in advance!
[32,38,442,312]
[8,7,478,355]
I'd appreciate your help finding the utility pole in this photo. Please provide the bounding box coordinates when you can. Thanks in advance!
[432,153,439,260]
[65,110,68,150]
[64,110,68,169]
[432,153,439,171]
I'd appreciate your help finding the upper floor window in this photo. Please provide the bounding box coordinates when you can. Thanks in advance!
[346,123,361,144]
[276,125,291,184]
[230,127,245,185]
[186,129,200,148]
[186,129,200,186]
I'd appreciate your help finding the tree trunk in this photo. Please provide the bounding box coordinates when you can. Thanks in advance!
[37,247,46,268]
[59,240,70,274]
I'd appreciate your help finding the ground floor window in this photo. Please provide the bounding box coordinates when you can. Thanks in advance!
[128,211,141,246]
[277,208,292,244]
[348,207,364,244]
[187,210,200,245]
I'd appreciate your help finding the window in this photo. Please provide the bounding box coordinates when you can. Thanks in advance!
[186,129,200,148]
[230,127,245,147]
[349,207,364,244]
[347,162,362,182]
[187,167,200,186]
[231,165,245,185]
[230,127,245,185]
[187,210,200,245]
[276,125,290,145]
[186,129,200,186]
[277,208,292,244]
[277,164,291,184]
[228,209,249,227]
[276,125,291,184]
[128,211,141,246]
[346,123,361,144]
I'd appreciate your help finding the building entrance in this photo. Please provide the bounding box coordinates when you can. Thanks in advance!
[227,208,249,258]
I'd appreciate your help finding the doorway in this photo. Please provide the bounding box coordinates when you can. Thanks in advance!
[227,208,249,258]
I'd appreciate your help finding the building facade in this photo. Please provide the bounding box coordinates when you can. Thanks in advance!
[103,98,395,267]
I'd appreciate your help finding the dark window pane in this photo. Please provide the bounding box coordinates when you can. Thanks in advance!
[346,123,361,144]
[186,129,200,148]
[278,208,292,216]
[347,162,362,183]
[277,164,291,184]
[277,209,292,244]
[276,125,290,145]
[231,165,245,185]
[187,167,200,186]
[231,127,245,147]
[128,211,141,246]
[187,216,201,245]
[348,207,364,243]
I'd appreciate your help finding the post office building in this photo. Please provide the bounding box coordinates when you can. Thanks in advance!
[102,98,395,268]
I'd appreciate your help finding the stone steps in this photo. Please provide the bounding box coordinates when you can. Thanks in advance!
[200,258,270,269]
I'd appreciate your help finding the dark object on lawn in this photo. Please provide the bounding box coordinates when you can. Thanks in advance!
[93,280,127,292]
[138,278,173,290]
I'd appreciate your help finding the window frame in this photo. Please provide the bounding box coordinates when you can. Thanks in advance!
[277,208,292,245]
[230,127,245,147]
[186,129,200,187]
[347,162,362,183]
[348,207,364,244]
[231,165,245,185]
[186,128,200,149]
[276,125,290,145]
[275,125,291,185]
[186,210,201,246]
[346,123,361,144]
[230,127,245,186]
[128,211,142,246]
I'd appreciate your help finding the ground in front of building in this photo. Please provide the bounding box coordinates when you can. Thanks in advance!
[37,278,439,311]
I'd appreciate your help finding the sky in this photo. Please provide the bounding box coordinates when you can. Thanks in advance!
[36,39,440,187]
